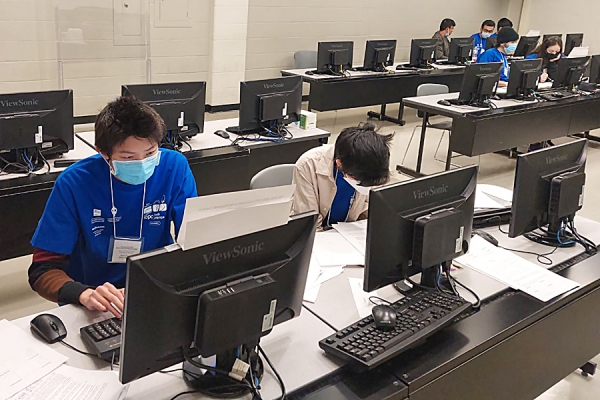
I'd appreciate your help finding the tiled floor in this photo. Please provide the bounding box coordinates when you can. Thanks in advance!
[1,104,599,398]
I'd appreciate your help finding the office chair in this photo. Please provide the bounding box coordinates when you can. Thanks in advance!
[250,164,295,190]
[294,51,318,69]
[401,84,461,170]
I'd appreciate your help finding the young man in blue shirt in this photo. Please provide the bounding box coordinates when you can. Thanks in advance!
[28,96,197,317]
[471,20,496,61]
[477,27,520,87]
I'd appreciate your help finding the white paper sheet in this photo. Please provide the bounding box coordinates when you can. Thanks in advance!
[177,185,294,250]
[9,364,127,400]
[332,220,368,255]
[455,236,579,302]
[303,253,344,303]
[568,47,589,58]
[312,231,365,267]
[348,278,379,318]
[525,30,541,37]
[475,184,513,209]
[0,320,68,400]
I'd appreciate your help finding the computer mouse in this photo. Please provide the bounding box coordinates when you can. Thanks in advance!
[214,130,230,139]
[437,99,452,106]
[372,304,397,331]
[30,313,67,344]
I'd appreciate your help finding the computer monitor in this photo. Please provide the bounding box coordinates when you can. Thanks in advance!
[409,39,437,67]
[564,33,584,56]
[364,165,477,292]
[514,36,540,58]
[316,41,354,75]
[226,76,302,136]
[552,57,590,89]
[589,55,600,84]
[506,59,542,99]
[0,89,74,171]
[450,62,502,106]
[447,37,474,64]
[119,212,317,393]
[121,82,206,146]
[543,34,563,43]
[363,40,396,72]
[509,139,587,247]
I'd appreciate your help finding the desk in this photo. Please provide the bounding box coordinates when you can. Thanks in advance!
[399,91,600,177]
[0,118,329,262]
[282,64,465,125]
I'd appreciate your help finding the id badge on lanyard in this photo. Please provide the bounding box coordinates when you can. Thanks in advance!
[107,176,146,264]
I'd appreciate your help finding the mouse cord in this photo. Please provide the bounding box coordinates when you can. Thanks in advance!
[59,340,96,357]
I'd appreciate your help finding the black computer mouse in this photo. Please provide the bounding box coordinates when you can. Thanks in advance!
[30,313,67,344]
[214,130,230,139]
[437,99,452,106]
[372,304,397,331]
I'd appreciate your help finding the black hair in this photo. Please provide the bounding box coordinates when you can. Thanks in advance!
[530,36,563,67]
[334,122,394,187]
[482,20,496,29]
[497,18,513,29]
[440,18,456,32]
[95,96,165,157]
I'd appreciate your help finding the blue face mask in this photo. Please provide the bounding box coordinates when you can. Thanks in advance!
[445,32,450,37]
[111,151,160,185]
[506,43,518,53]
[481,32,492,39]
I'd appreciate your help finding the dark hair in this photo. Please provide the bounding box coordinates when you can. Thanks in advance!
[334,122,393,187]
[530,36,563,67]
[482,20,495,29]
[440,18,456,32]
[497,18,513,29]
[95,96,165,157]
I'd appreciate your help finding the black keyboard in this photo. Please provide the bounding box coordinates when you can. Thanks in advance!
[319,290,471,370]
[80,318,122,362]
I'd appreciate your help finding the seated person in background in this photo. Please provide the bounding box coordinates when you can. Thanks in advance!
[496,17,513,34]
[526,36,564,83]
[477,27,520,87]
[291,123,393,230]
[471,20,496,61]
[432,18,456,60]
[28,96,197,317]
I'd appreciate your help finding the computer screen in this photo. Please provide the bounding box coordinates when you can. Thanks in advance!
[227,76,302,135]
[447,37,474,64]
[454,62,502,106]
[364,165,477,292]
[589,55,600,84]
[510,139,587,247]
[0,89,74,171]
[119,211,317,388]
[409,39,437,67]
[514,36,540,58]
[121,81,206,139]
[363,40,396,72]
[316,41,354,75]
[552,57,590,89]
[506,59,542,99]
[564,33,584,56]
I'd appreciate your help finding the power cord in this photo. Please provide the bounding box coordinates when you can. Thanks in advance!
[257,345,286,400]
[59,340,96,357]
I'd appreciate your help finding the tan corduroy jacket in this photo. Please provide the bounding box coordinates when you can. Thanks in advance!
[291,145,368,229]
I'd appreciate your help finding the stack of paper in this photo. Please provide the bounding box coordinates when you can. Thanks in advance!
[303,255,344,303]
[455,236,579,302]
[312,231,364,267]
[568,47,589,58]
[333,220,367,256]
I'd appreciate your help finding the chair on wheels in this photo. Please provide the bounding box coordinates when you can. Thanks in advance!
[401,83,461,170]
[294,51,318,69]
[250,164,295,190]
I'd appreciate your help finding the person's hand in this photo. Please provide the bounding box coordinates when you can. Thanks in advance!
[550,55,561,63]
[540,72,549,83]
[498,81,508,87]
[79,283,124,318]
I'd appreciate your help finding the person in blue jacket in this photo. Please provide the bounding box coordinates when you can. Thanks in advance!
[477,27,520,87]
[526,36,564,83]
[28,96,198,317]
[471,20,496,61]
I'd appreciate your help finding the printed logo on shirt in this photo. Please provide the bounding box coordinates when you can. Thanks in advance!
[93,209,101,217]
[143,195,168,226]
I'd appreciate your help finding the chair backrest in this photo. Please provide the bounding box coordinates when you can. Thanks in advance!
[416,83,450,118]
[294,51,318,69]
[250,164,295,190]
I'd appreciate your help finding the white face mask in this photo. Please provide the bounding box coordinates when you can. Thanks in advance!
[343,176,372,196]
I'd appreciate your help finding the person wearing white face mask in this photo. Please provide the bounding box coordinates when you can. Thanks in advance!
[291,122,393,230]
[471,20,496,61]
[28,96,197,317]
[477,27,520,87]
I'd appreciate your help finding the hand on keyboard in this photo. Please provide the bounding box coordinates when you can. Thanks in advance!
[79,282,124,318]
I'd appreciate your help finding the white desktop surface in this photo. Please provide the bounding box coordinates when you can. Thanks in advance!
[402,92,538,115]
[282,62,465,80]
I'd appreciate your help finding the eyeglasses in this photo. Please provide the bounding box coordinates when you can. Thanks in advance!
[482,28,495,34]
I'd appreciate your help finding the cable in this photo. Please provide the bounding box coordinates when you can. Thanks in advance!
[37,148,51,173]
[301,304,339,332]
[257,345,286,400]
[498,245,558,265]
[448,273,481,310]
[183,354,255,397]
[59,340,97,357]
[368,296,393,306]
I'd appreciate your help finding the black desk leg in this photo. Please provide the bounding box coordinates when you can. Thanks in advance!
[367,104,406,126]
[445,135,453,171]
[396,113,428,178]
[571,131,600,142]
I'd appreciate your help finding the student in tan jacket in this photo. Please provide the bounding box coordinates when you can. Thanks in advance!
[291,123,393,229]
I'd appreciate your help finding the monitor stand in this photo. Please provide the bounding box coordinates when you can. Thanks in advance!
[523,218,576,248]
[393,266,444,295]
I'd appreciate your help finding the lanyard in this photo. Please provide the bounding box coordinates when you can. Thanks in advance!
[109,170,146,240]
[326,168,356,228]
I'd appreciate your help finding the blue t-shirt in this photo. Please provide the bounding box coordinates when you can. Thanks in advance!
[470,33,489,60]
[31,149,197,288]
[477,48,509,82]
[323,166,355,228]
